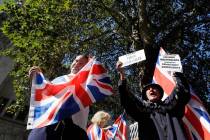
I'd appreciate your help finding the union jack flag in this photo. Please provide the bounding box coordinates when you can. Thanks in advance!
[106,113,128,140]
[27,58,114,129]
[153,48,210,140]
[87,124,107,140]
[87,113,128,140]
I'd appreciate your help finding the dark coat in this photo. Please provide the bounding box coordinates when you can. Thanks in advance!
[119,76,191,140]
[28,118,89,140]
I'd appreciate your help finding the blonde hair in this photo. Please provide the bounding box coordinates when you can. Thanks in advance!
[91,111,111,125]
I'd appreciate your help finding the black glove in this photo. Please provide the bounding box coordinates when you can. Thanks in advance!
[173,72,184,77]
[173,72,189,90]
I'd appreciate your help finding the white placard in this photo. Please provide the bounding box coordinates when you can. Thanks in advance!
[119,49,146,67]
[159,54,182,72]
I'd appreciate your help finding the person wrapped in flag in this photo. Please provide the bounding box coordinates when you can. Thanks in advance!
[116,61,191,140]
[87,111,111,140]
[28,54,114,140]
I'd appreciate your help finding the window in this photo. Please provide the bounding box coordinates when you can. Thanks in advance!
[0,97,9,114]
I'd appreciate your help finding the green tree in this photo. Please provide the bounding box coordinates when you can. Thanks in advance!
[0,0,209,116]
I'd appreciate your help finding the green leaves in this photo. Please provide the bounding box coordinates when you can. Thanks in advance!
[1,0,209,115]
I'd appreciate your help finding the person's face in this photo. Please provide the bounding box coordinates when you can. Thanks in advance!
[70,55,88,74]
[145,86,162,102]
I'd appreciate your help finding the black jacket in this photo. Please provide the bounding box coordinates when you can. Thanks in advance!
[28,118,88,140]
[119,76,191,140]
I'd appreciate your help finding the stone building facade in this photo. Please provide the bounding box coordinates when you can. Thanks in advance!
[0,56,29,140]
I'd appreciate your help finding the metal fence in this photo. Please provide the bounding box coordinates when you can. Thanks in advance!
[129,122,139,140]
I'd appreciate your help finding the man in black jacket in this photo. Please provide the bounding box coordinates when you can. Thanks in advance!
[116,61,191,140]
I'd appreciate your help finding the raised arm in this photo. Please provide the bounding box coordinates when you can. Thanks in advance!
[161,72,191,117]
[118,79,145,120]
[116,61,150,120]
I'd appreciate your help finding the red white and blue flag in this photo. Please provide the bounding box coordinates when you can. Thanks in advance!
[106,113,128,140]
[27,58,114,129]
[87,124,107,140]
[153,48,210,140]
[87,113,127,140]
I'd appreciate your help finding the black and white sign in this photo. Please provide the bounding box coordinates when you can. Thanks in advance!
[119,49,146,67]
[159,54,182,72]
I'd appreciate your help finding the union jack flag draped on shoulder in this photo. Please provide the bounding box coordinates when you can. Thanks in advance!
[153,48,210,140]
[87,113,128,140]
[27,58,114,129]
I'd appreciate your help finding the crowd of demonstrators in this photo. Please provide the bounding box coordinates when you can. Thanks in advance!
[28,55,90,140]
[27,54,192,140]
[87,111,111,139]
[116,61,191,140]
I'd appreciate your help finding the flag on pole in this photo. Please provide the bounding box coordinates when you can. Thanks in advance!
[153,48,210,140]
[87,113,128,140]
[106,113,128,140]
[27,58,114,129]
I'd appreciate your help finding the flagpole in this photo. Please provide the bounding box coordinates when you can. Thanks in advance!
[113,110,126,140]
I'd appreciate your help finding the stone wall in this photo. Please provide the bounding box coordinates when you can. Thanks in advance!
[0,56,29,140]
[0,117,28,140]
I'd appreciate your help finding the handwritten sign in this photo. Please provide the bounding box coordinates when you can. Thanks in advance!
[159,54,182,72]
[119,49,146,67]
